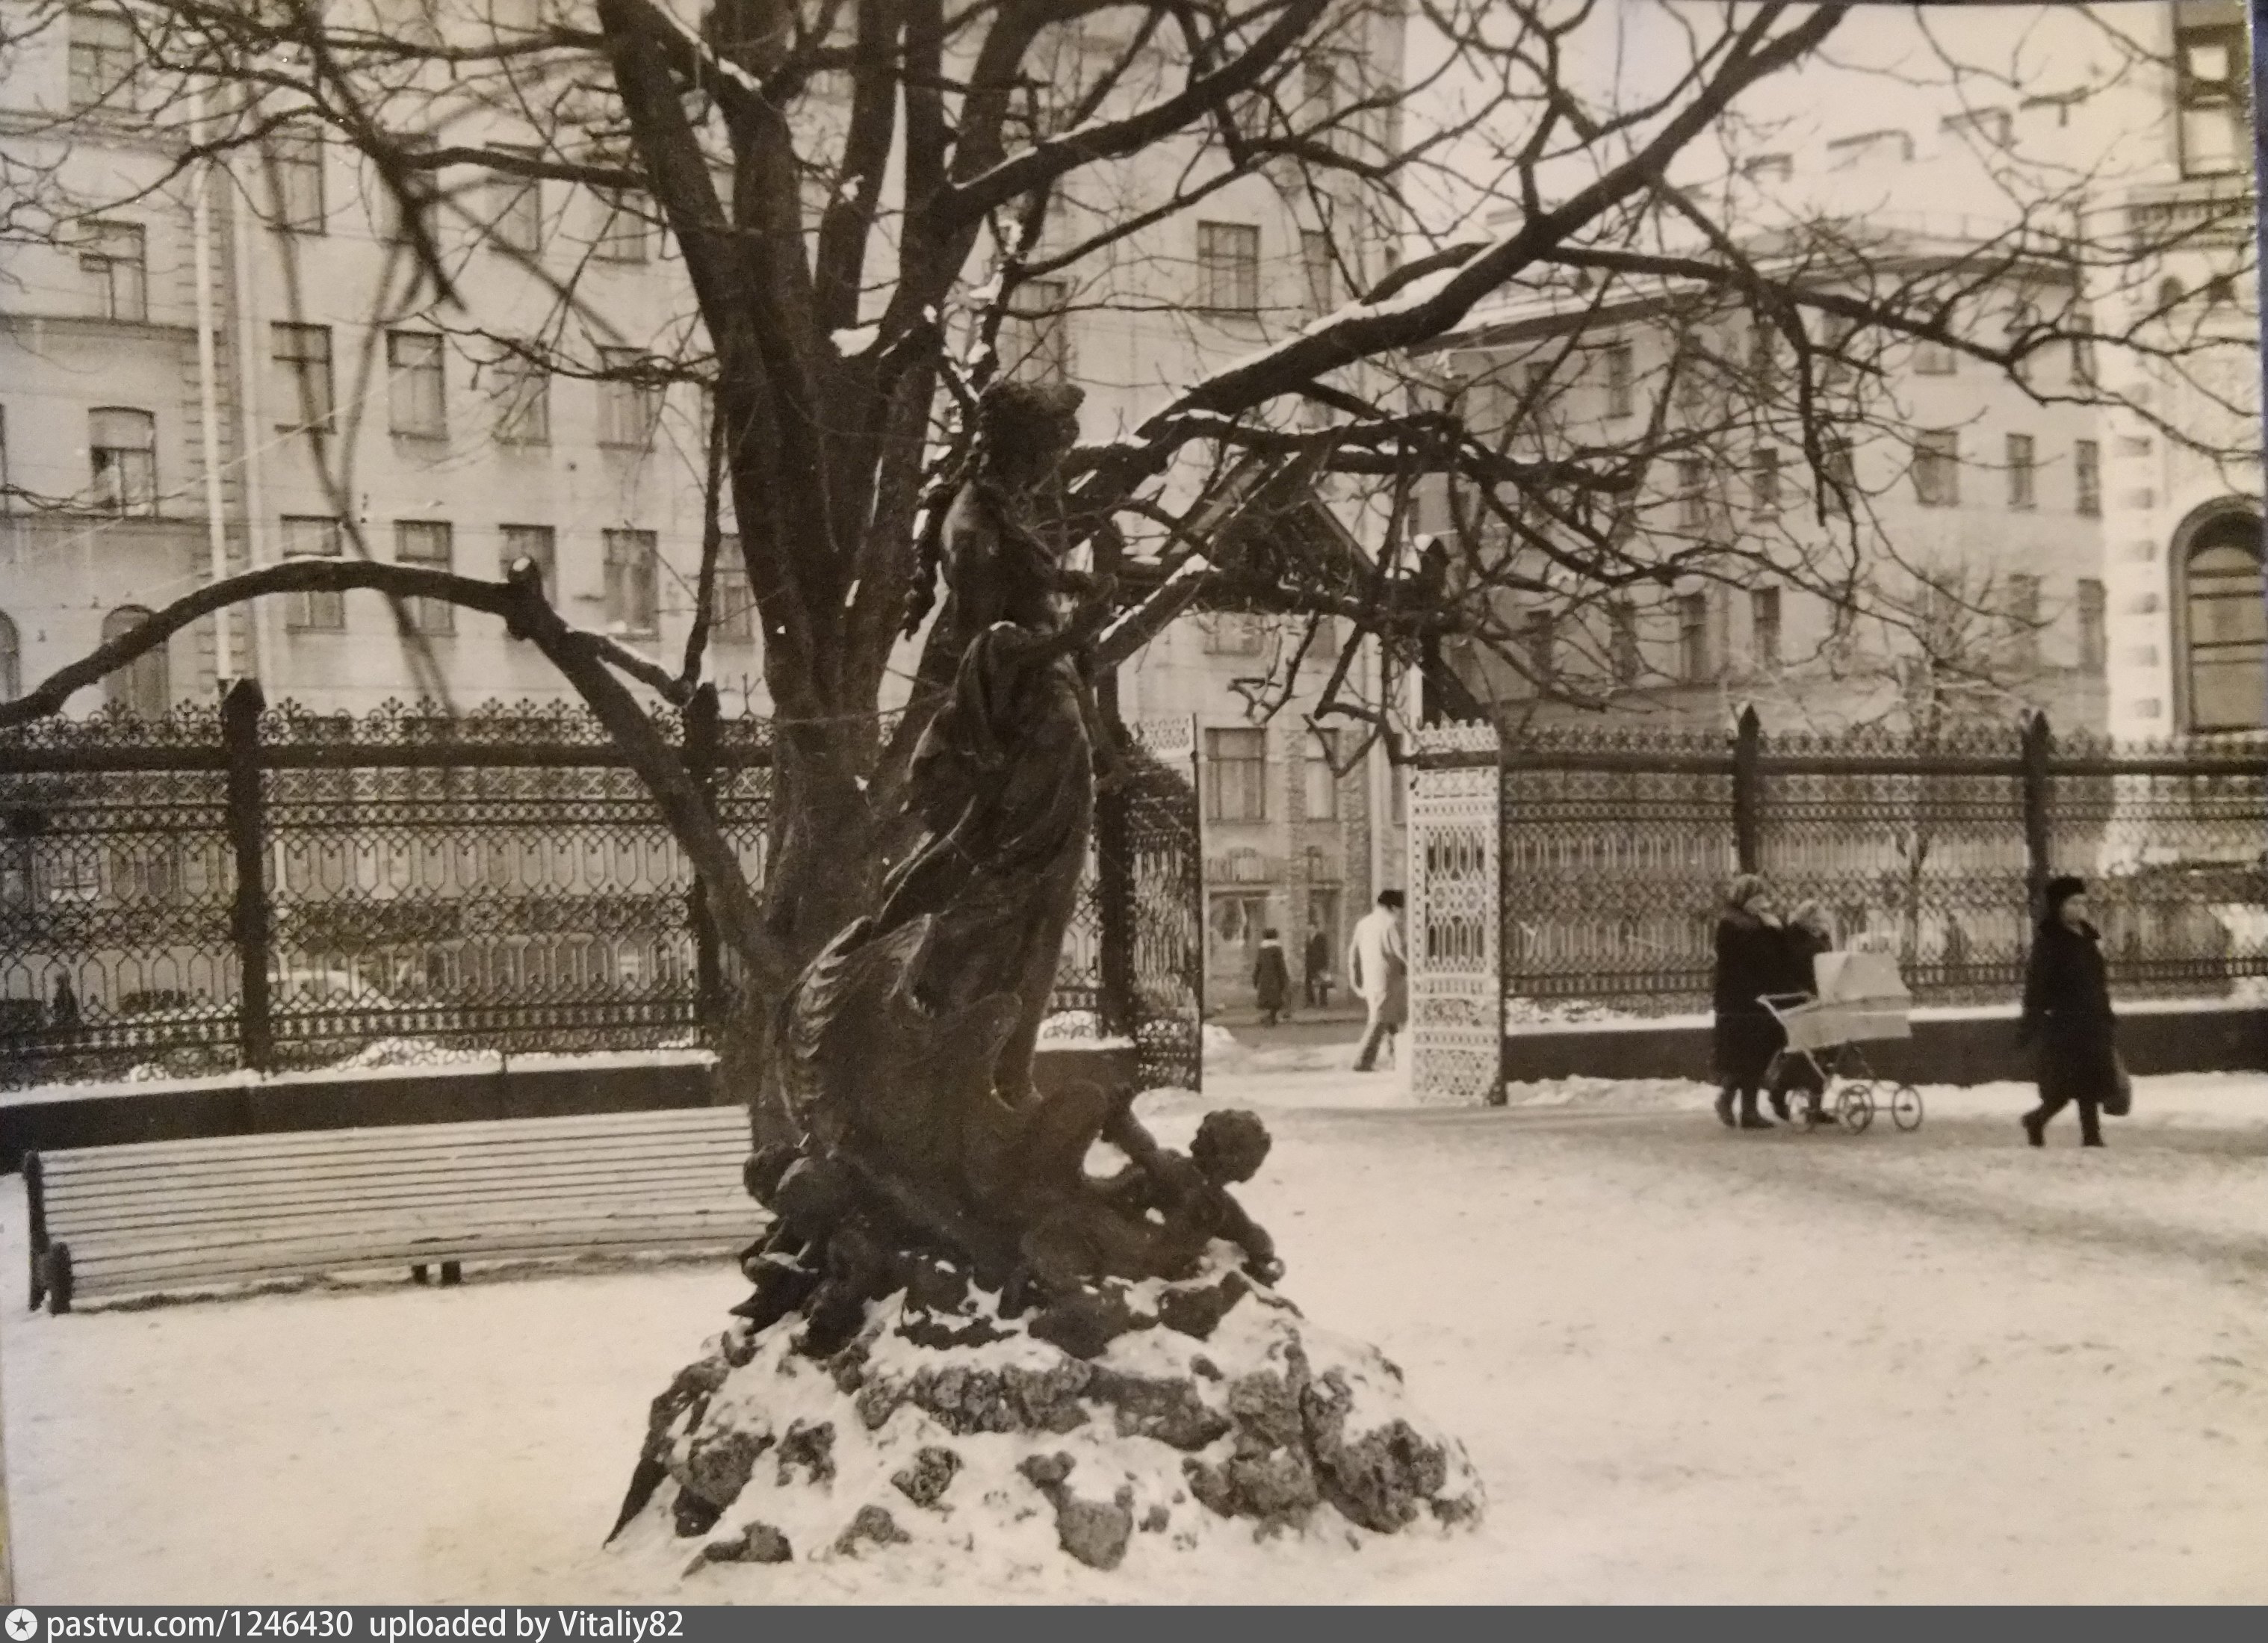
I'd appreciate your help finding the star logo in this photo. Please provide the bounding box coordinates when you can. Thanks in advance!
[5,1609,37,1642]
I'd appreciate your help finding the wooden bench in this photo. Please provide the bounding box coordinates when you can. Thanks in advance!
[24,1107,764,1314]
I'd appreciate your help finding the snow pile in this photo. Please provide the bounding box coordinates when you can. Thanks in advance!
[614,1255,1482,1589]
[1503,996,1643,1030]
[1501,1075,1717,1112]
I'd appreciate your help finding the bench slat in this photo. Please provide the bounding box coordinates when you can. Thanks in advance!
[42,1147,744,1203]
[37,1113,749,1175]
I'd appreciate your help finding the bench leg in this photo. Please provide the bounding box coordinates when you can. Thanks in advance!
[439,1261,462,1287]
[411,1265,430,1285]
[29,1242,45,1313]
[45,1245,72,1316]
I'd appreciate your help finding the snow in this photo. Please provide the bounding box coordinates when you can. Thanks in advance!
[830,326,880,359]
[1,1047,718,1109]
[8,1069,2268,1601]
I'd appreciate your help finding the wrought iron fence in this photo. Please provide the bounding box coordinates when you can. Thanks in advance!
[1407,710,2268,1104]
[0,686,1203,1094]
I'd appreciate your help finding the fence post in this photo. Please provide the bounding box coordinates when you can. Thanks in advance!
[2021,708,2054,915]
[223,676,273,1072]
[1407,721,1502,1105]
[684,684,725,1035]
[1091,675,1135,1039]
[1731,702,1762,874]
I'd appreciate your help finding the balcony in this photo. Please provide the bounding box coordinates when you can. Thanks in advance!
[2126,181,2255,250]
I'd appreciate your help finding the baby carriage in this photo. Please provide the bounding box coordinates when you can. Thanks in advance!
[1760,950,1923,1133]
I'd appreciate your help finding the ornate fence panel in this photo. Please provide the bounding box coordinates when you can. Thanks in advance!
[1,694,1200,1092]
[1756,724,2031,1006]
[2048,736,2268,1000]
[0,705,239,1087]
[1408,723,1502,1104]
[1394,709,2267,1107]
[1499,727,1737,1018]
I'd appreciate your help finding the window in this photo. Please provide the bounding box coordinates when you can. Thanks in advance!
[279,516,344,631]
[487,155,542,253]
[1913,338,1955,375]
[393,521,455,635]
[0,405,8,514]
[598,347,660,448]
[595,190,654,262]
[2071,311,2097,387]
[1000,278,1071,383]
[88,407,156,514]
[1301,229,1336,315]
[1205,727,1268,823]
[491,353,550,445]
[387,332,446,439]
[1750,587,1782,670]
[713,551,755,643]
[498,524,555,599]
[381,136,439,244]
[101,607,166,718]
[2075,439,2101,517]
[1201,613,1265,656]
[1940,108,2013,148]
[1304,730,1341,821]
[265,136,326,233]
[1196,221,1261,313]
[0,612,17,701]
[67,6,135,111]
[2078,578,2107,672]
[1676,458,1707,529]
[1819,315,1855,386]
[1301,56,1341,114]
[1605,340,1634,418]
[1912,430,1959,507]
[603,528,660,637]
[2175,7,2249,178]
[1676,592,1711,683]
[2181,516,2267,731]
[77,220,146,321]
[1522,609,1555,679]
[1751,447,1780,519]
[1609,601,1641,684]
[2007,572,2042,670]
[1742,153,1793,184]
[1824,437,1856,501]
[271,323,335,433]
[1748,324,1777,392]
[2006,433,2036,509]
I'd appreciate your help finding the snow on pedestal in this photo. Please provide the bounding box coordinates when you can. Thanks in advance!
[611,1249,1482,1588]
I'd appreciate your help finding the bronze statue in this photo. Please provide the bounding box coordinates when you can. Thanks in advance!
[744,380,1278,1343]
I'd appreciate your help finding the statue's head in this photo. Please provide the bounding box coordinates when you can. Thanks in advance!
[1190,1109,1271,1185]
[978,380,1084,492]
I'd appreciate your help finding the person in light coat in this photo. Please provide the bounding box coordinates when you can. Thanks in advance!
[1348,889,1408,1071]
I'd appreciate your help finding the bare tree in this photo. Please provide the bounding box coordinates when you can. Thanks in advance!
[0,0,2248,1093]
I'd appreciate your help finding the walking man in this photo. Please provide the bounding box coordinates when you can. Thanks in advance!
[1303,927,1332,1010]
[1252,928,1291,1027]
[2018,875,2122,1148]
[1348,889,1408,1071]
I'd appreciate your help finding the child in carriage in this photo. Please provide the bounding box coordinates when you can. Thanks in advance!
[1767,902,1835,1124]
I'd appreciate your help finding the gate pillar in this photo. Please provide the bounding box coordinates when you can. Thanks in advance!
[1407,723,1504,1105]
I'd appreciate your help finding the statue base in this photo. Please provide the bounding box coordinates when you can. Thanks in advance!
[610,1246,1483,1582]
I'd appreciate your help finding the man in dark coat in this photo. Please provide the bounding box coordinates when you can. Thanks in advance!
[2017,875,2120,1148]
[1252,929,1292,1027]
[1303,928,1332,1009]
[1712,873,1785,1130]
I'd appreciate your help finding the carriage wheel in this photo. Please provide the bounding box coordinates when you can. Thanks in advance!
[1836,1084,1874,1134]
[1891,1083,1924,1131]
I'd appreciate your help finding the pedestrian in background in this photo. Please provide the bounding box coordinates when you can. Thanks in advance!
[1348,890,1408,1072]
[1303,927,1332,1010]
[1253,928,1291,1027]
[2018,875,2122,1149]
[1712,873,1785,1130]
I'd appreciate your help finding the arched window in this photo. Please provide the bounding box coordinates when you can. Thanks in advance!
[0,612,17,700]
[2178,513,2267,732]
[101,606,168,719]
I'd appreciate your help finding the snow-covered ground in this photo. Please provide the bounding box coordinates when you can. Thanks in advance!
[5,1067,2267,1602]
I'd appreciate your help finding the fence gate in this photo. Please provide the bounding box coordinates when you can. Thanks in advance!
[1085,716,1204,1094]
[1407,723,1503,1104]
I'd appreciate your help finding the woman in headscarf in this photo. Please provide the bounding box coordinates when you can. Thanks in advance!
[1711,873,1785,1130]
[2017,875,2120,1148]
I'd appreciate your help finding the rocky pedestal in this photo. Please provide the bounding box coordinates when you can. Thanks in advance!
[610,1246,1482,1584]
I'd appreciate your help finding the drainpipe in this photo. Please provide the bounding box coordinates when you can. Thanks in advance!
[223,107,273,687]
[190,87,234,684]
